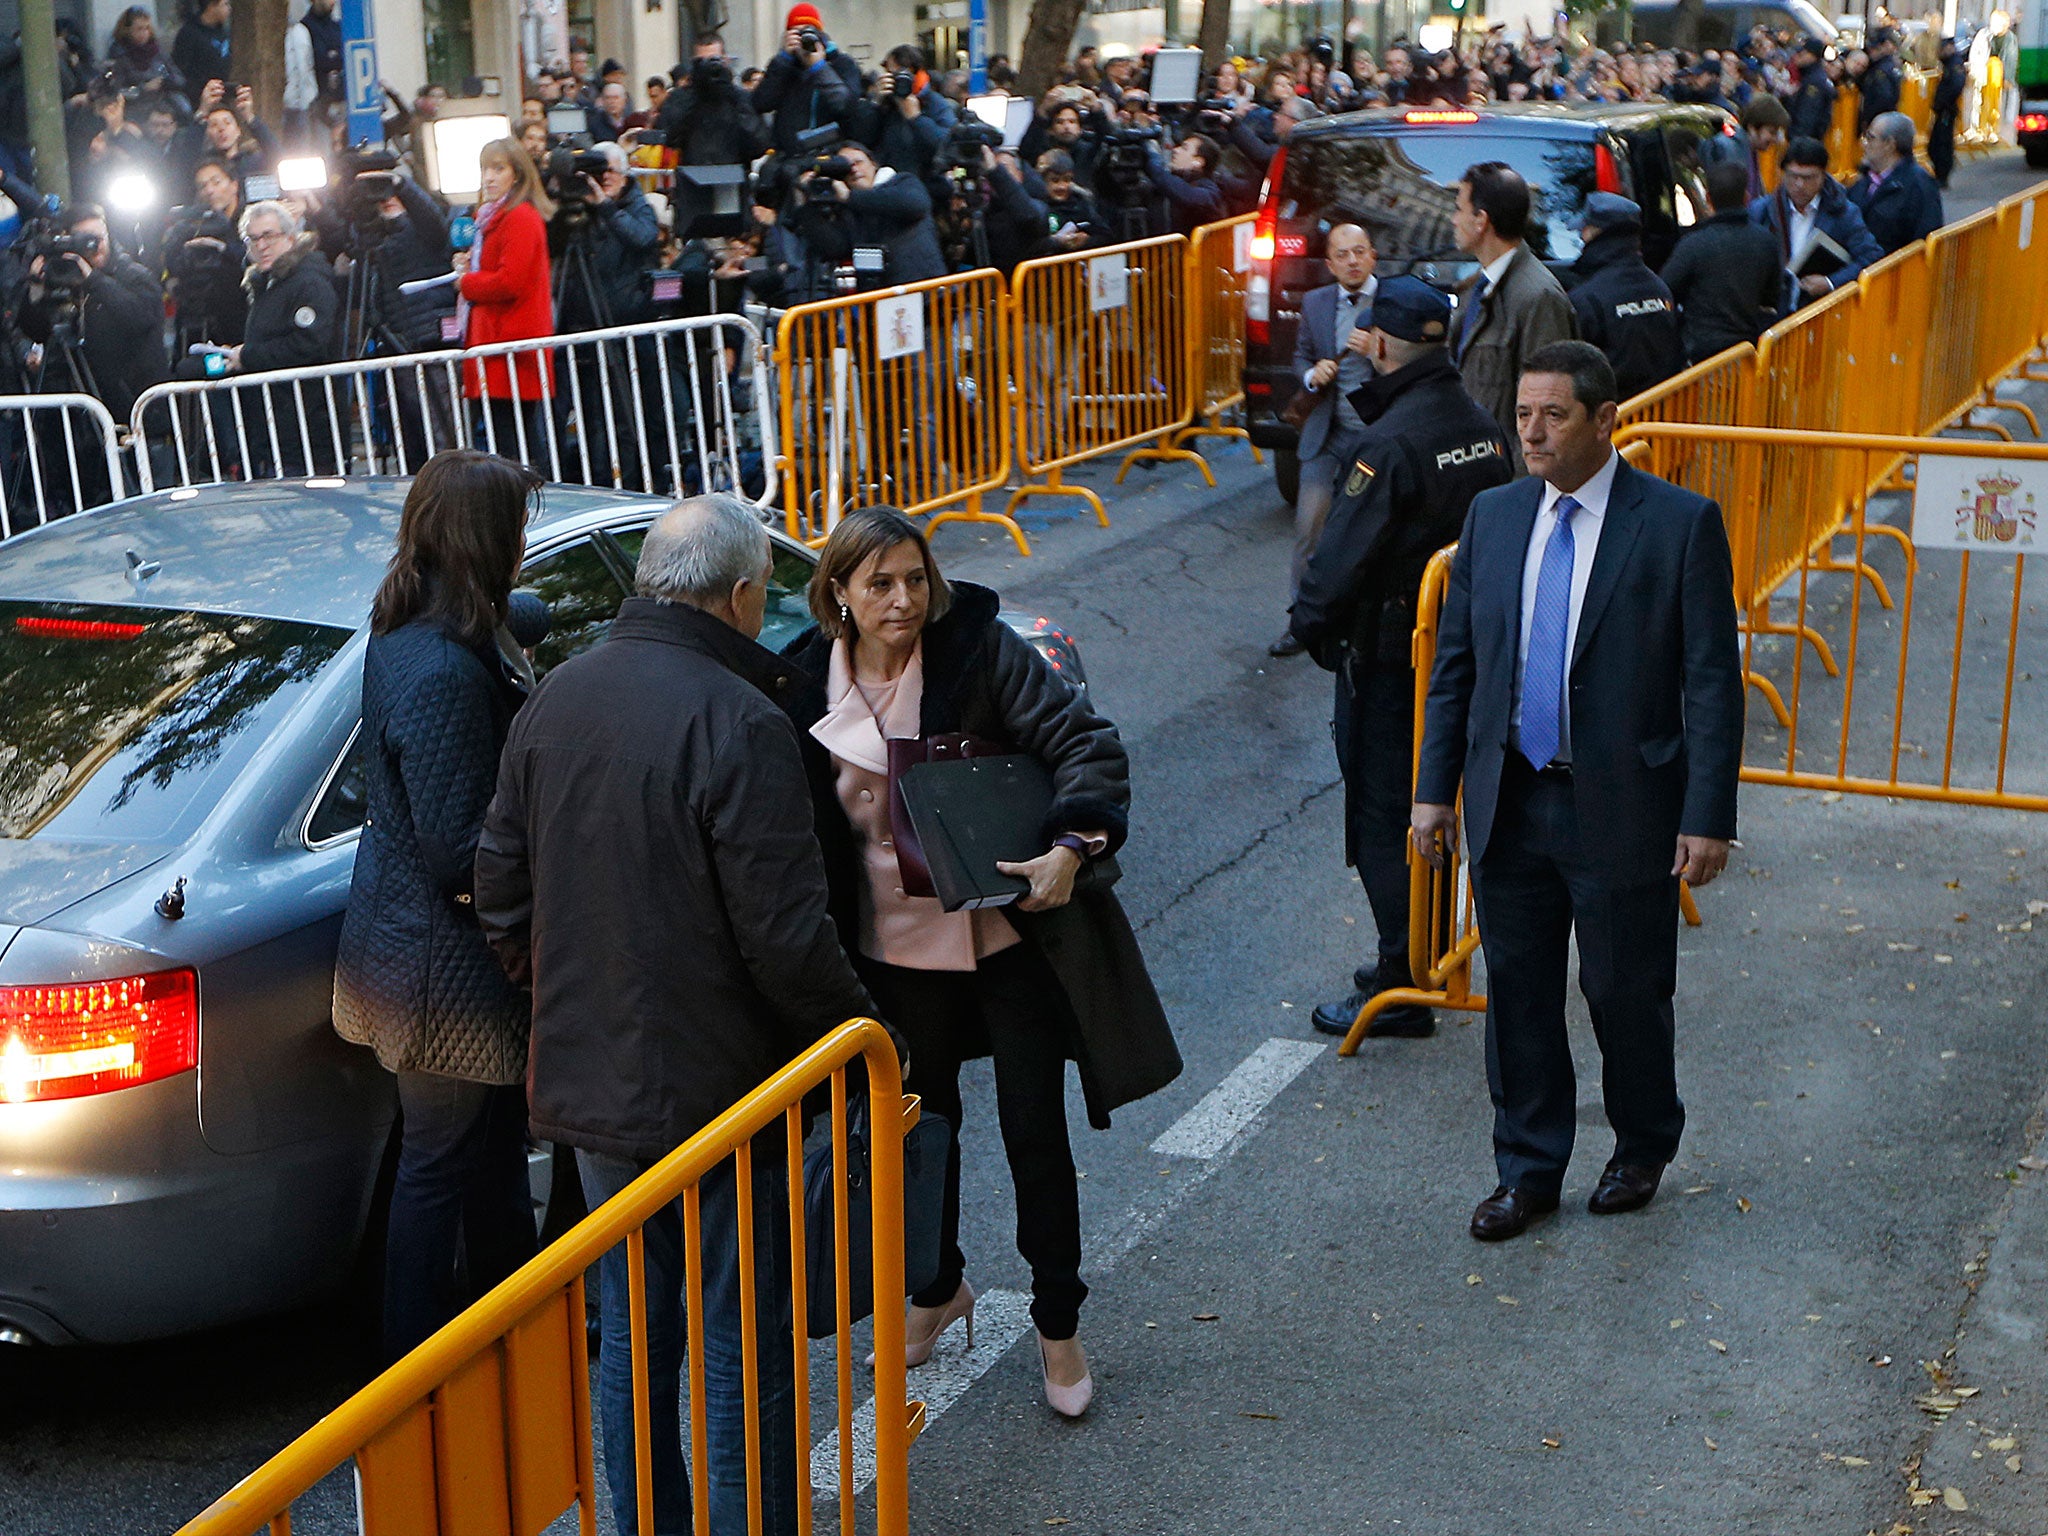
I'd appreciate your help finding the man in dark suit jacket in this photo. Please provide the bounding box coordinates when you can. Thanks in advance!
[1848,111,1944,254]
[1412,340,1744,1243]
[1271,222,1378,658]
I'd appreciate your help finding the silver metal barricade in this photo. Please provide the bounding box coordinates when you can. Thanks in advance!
[0,393,127,538]
[128,314,778,511]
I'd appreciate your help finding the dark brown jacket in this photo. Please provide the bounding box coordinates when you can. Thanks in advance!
[475,598,875,1161]
[782,582,1182,1130]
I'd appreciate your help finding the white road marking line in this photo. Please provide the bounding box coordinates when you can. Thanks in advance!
[1148,1037,1327,1159]
[809,1289,1034,1495]
[812,1036,1326,1499]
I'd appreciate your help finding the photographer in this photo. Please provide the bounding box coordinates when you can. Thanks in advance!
[656,34,770,165]
[10,204,165,509]
[1144,133,1225,236]
[1019,92,1109,184]
[165,157,250,346]
[931,137,1043,276]
[751,3,864,158]
[551,140,662,486]
[785,140,944,290]
[175,81,276,188]
[856,45,956,187]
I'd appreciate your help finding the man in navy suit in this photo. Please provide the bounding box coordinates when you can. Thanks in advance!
[1411,340,1744,1242]
[1271,222,1378,658]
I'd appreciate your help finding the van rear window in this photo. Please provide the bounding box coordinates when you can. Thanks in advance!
[0,602,350,844]
[1279,134,1602,266]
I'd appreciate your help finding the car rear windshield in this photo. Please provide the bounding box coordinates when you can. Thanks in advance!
[0,602,351,845]
[1279,132,1601,266]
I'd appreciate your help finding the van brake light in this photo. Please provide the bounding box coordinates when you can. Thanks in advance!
[1404,109,1479,123]
[1595,142,1624,194]
[0,970,198,1104]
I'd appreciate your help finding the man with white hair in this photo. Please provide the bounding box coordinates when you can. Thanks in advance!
[1848,110,1944,254]
[477,494,886,1536]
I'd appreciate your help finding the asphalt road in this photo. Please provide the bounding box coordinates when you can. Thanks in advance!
[5,152,2048,1536]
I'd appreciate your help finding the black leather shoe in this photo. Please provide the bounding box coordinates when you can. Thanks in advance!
[1310,990,1436,1038]
[1268,631,1306,658]
[1469,1185,1560,1241]
[1587,1161,1665,1215]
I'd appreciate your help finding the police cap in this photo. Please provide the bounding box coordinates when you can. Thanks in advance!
[1370,274,1453,344]
[1581,191,1642,233]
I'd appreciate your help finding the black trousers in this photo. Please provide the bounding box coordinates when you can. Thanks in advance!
[856,942,1087,1340]
[1929,112,1957,186]
[1469,756,1685,1195]
[1336,660,1418,981]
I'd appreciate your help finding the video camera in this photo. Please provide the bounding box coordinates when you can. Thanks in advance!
[338,150,406,238]
[1194,97,1239,132]
[936,118,1004,177]
[28,228,101,295]
[545,146,613,230]
[692,54,735,91]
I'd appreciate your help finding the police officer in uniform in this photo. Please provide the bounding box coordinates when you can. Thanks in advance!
[1289,276,1514,1039]
[1564,193,1684,405]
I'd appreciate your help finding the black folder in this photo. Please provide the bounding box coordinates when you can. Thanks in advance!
[896,755,1053,912]
[1793,229,1853,280]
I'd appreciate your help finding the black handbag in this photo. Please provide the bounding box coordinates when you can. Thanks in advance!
[802,1095,952,1340]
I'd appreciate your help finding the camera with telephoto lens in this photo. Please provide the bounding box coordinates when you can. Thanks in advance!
[795,24,824,52]
[1195,96,1238,131]
[339,149,405,237]
[544,146,612,234]
[30,229,101,293]
[1095,123,1163,205]
[1310,34,1336,66]
[692,54,733,90]
[936,118,1003,175]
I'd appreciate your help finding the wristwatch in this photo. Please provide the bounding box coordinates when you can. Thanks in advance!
[1052,833,1091,861]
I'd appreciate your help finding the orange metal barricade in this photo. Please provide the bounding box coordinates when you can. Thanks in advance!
[1618,423,2048,811]
[775,269,1021,552]
[1827,84,1863,178]
[1169,214,1263,462]
[175,1020,918,1536]
[1007,233,1211,525]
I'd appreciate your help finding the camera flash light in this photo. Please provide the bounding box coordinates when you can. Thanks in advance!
[106,172,157,215]
[277,156,329,193]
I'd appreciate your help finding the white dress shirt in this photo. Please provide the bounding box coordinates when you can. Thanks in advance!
[1510,447,1619,764]
[1786,196,1820,281]
[1302,273,1379,389]
[1479,246,1518,292]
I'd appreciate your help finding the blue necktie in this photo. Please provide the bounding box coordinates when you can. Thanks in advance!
[1520,495,1580,770]
[1457,275,1489,360]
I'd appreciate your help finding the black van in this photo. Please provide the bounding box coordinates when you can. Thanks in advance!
[1243,101,1734,499]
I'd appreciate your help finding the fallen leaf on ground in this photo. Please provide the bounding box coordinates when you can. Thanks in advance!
[1870,1354,1894,1366]
[1736,1196,1754,1213]
[1704,1436,1719,1451]
[1670,1317,1686,1329]
[2007,1455,2022,1473]
[1909,1487,1938,1507]
[1953,1386,1980,1398]
[1943,1487,1970,1511]
[1192,1313,1220,1322]
[1238,1411,1281,1420]
[1840,1455,1870,1467]
[1466,1274,1483,1285]
[1709,1339,1728,1353]
[2019,1155,2048,1172]
[1045,1520,1070,1527]
[1541,1437,1561,1449]
[1845,923,1866,933]
[1497,1295,1519,1306]
[1988,1436,2017,1451]
[1683,1183,1713,1195]
[1887,942,1921,952]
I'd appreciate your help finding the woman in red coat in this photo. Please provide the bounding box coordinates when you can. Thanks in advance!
[456,140,556,463]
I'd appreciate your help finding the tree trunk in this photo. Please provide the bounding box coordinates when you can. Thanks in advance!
[235,0,291,138]
[1016,0,1088,98]
[1197,0,1232,71]
[18,0,70,198]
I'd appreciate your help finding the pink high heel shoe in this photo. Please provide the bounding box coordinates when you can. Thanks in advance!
[1038,1332,1093,1418]
[867,1280,976,1369]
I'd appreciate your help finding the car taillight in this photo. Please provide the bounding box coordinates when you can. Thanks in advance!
[0,969,198,1104]
[1595,142,1623,194]
[2020,113,2048,133]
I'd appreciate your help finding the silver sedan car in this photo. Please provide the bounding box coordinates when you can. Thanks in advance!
[0,479,1085,1346]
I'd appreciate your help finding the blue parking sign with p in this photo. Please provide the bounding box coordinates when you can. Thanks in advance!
[342,0,382,148]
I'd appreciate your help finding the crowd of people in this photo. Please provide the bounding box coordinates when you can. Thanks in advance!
[0,0,2005,522]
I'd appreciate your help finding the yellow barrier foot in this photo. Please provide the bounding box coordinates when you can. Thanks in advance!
[1984,390,2043,437]
[1169,422,1264,465]
[1114,440,1217,488]
[1746,669,1794,728]
[1750,611,1840,677]
[1006,477,1109,529]
[1809,547,1895,610]
[928,496,1034,556]
[1956,414,2017,442]
[1336,988,1488,1058]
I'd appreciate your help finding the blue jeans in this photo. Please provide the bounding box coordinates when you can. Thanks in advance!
[384,1072,536,1360]
[578,1145,800,1536]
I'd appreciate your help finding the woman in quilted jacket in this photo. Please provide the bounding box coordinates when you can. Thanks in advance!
[334,449,542,1358]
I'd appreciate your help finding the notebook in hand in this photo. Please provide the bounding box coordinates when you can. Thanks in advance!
[896,755,1055,912]
[1793,229,1852,280]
